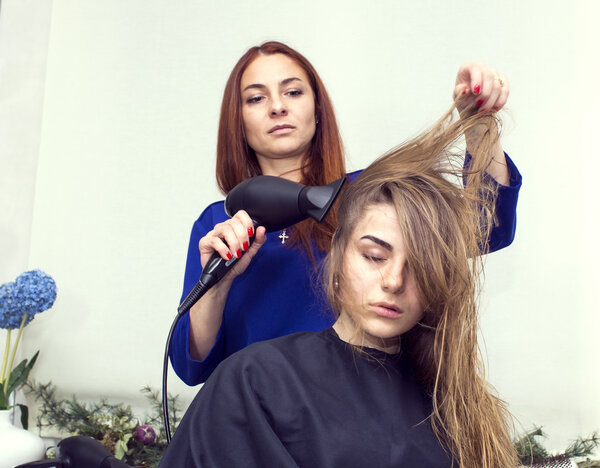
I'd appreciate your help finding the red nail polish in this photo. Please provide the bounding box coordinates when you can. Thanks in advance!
[248,227,254,237]
[474,84,481,94]
[243,241,249,251]
[236,249,242,258]
[226,252,233,260]
[476,99,484,107]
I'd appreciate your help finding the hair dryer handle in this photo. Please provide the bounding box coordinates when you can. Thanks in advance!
[177,220,259,315]
[14,461,65,468]
[198,219,258,288]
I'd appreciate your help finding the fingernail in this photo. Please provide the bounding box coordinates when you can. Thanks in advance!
[243,241,249,251]
[474,84,481,94]
[248,227,254,237]
[236,249,242,258]
[476,99,484,107]
[226,252,233,260]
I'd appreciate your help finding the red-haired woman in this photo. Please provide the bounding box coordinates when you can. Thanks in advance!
[169,42,521,385]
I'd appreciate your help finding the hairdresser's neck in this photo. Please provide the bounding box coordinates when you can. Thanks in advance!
[257,155,304,182]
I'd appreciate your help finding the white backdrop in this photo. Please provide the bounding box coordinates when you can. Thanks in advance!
[1,0,598,455]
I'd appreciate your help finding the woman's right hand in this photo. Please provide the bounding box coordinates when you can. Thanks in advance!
[188,210,266,361]
[198,210,267,281]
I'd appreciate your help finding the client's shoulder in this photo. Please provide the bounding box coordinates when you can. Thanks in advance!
[233,331,320,364]
[212,331,329,382]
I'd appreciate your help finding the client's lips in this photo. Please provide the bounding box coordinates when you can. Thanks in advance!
[268,124,295,134]
[371,302,402,318]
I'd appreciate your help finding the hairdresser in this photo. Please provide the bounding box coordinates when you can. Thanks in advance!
[170,41,521,385]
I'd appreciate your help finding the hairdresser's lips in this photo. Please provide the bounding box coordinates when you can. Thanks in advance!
[268,124,295,135]
[371,302,402,319]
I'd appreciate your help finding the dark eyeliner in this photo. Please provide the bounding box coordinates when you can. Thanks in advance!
[246,96,262,104]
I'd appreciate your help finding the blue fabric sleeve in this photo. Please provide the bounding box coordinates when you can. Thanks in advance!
[487,153,522,252]
[169,203,228,386]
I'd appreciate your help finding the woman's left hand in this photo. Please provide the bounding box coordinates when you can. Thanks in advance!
[453,62,510,115]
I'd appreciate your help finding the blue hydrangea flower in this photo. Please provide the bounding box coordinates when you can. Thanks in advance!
[0,282,19,329]
[0,270,57,330]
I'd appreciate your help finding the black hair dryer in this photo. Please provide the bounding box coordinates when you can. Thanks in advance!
[177,175,346,313]
[225,175,346,231]
[14,435,131,468]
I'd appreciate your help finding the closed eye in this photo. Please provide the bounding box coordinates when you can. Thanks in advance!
[362,254,385,263]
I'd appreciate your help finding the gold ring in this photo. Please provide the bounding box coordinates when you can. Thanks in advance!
[495,76,504,86]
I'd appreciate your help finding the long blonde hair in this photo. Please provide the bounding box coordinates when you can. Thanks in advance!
[325,99,518,467]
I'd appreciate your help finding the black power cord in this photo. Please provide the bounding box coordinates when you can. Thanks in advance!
[162,234,254,442]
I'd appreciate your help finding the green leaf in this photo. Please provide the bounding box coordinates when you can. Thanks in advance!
[0,385,8,410]
[7,359,27,379]
[22,350,39,375]
[114,439,128,459]
[17,403,29,429]
[5,351,39,396]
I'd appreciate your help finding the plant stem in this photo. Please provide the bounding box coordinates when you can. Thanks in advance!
[0,329,11,383]
[3,314,27,394]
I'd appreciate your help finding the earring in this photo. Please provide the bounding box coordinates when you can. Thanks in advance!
[315,117,319,125]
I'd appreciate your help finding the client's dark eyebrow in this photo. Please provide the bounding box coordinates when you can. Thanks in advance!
[361,235,393,251]
[242,77,302,92]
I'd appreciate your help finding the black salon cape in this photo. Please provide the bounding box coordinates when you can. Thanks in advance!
[160,329,453,467]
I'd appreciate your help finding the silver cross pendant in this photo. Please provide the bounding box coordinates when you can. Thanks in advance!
[278,229,289,244]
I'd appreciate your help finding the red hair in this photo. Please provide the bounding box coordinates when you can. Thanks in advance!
[216,41,346,257]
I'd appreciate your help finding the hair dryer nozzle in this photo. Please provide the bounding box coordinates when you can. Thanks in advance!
[225,175,346,232]
[298,176,346,223]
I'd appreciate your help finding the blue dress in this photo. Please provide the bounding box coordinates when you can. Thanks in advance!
[170,157,522,385]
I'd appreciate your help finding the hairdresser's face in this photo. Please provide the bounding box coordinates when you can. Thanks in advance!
[335,204,424,354]
[240,54,316,178]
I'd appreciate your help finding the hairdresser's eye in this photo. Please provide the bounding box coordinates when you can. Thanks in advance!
[246,95,264,104]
